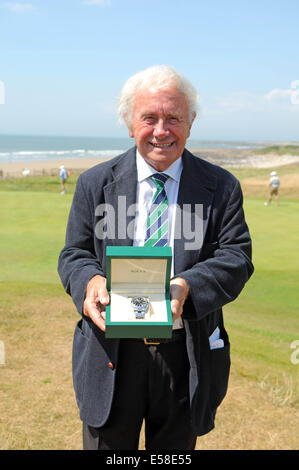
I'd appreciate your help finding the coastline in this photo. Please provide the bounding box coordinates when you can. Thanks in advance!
[1,147,299,178]
[0,157,107,174]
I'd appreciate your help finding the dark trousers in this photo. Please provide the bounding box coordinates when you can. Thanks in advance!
[83,337,197,450]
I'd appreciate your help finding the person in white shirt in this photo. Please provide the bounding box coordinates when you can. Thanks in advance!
[59,165,68,194]
[264,170,280,206]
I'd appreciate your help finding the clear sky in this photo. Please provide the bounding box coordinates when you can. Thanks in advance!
[0,0,298,141]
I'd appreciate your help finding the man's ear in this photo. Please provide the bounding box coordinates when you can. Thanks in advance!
[187,112,196,137]
[125,118,134,138]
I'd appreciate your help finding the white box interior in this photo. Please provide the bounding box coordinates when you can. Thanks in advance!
[109,258,169,323]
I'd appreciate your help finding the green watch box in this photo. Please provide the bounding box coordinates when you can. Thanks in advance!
[105,246,173,338]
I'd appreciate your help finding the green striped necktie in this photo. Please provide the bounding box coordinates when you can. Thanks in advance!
[144,173,169,247]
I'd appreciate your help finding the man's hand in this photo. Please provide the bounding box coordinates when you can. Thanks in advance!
[83,275,109,331]
[170,277,189,322]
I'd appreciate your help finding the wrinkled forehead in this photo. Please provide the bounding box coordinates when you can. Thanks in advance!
[132,86,189,115]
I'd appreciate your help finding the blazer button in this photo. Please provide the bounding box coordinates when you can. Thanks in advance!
[108,362,114,370]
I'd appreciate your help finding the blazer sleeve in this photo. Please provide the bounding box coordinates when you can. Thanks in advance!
[57,175,104,315]
[177,179,254,320]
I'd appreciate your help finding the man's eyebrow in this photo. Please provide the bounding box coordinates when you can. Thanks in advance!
[140,112,155,118]
[140,111,182,119]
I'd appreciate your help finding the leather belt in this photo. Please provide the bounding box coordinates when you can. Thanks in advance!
[127,329,186,346]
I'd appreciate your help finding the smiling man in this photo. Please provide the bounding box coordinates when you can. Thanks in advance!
[58,65,254,450]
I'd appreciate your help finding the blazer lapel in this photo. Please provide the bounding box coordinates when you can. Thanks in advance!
[103,147,137,247]
[174,149,217,275]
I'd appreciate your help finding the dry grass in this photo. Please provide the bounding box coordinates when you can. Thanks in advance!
[238,166,299,198]
[0,286,82,450]
[196,372,298,450]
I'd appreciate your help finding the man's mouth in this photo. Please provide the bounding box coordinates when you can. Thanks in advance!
[150,142,173,148]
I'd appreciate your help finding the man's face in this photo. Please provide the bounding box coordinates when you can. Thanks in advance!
[127,87,195,171]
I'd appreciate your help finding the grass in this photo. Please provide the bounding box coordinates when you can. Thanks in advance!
[225,198,299,387]
[0,167,298,450]
[0,173,78,194]
[252,145,299,156]
[0,190,71,283]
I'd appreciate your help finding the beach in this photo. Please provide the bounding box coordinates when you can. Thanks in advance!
[191,147,299,168]
[0,157,106,178]
[1,147,299,178]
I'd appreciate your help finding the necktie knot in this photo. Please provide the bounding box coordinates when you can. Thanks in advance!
[150,173,169,189]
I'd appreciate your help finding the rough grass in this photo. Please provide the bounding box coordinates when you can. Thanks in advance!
[231,164,299,198]
[0,173,78,194]
[0,282,80,450]
[252,145,299,156]
[0,166,298,450]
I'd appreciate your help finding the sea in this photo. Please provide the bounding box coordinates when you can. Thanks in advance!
[0,134,263,164]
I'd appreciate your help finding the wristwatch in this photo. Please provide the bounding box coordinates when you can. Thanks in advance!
[131,297,149,319]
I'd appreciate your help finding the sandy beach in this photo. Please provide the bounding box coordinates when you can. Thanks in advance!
[1,147,299,178]
[0,157,106,175]
[191,147,299,168]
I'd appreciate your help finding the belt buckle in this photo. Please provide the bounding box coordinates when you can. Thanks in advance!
[144,338,160,345]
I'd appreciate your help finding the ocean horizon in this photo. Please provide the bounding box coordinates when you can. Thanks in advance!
[0,134,267,164]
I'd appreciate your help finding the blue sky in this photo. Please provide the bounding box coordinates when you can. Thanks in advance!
[0,0,298,141]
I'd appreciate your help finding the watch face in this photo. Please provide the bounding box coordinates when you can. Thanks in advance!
[131,297,148,308]
[131,297,149,318]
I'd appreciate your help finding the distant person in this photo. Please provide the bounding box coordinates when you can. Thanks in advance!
[264,170,280,206]
[22,168,30,176]
[59,165,68,194]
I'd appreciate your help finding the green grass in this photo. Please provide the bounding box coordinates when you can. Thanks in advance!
[0,191,72,283]
[224,199,299,397]
[0,174,78,193]
[253,145,299,156]
[0,170,298,449]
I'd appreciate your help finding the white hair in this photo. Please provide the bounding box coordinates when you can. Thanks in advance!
[117,65,199,126]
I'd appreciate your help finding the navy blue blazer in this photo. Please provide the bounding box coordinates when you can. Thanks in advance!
[58,147,254,435]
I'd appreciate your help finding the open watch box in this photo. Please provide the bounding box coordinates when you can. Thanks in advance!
[105,246,173,338]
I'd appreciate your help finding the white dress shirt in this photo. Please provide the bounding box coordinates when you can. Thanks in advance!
[133,150,183,329]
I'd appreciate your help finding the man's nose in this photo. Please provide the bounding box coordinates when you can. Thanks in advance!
[153,119,169,137]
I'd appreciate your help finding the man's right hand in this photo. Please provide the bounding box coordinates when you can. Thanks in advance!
[83,275,109,332]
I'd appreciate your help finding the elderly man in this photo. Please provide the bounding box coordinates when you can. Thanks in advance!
[58,65,254,450]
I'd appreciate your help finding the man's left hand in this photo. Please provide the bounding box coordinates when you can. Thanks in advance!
[170,277,189,322]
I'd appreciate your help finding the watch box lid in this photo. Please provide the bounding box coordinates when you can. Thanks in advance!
[106,246,172,291]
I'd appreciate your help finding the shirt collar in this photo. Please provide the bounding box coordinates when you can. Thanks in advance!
[136,149,183,183]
